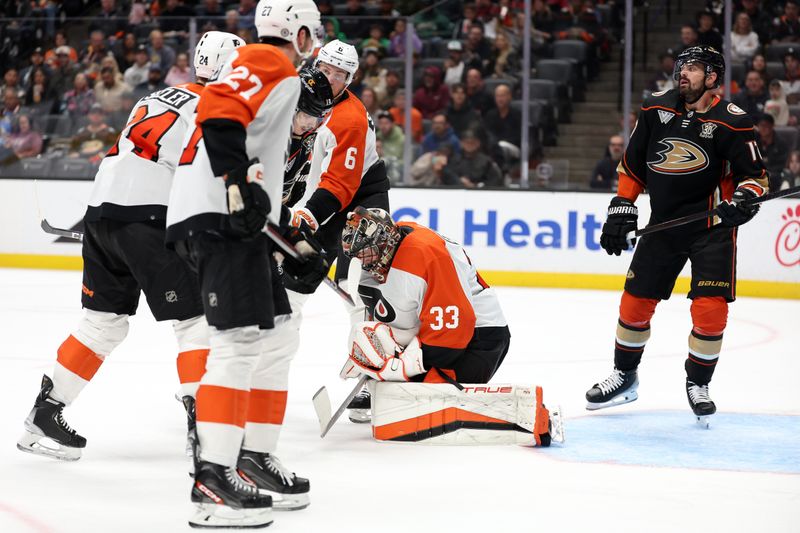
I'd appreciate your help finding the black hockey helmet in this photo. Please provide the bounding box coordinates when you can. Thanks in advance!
[342,207,403,283]
[673,45,725,88]
[298,65,334,118]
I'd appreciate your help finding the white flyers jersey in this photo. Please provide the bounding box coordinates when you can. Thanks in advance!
[85,83,203,223]
[350,222,507,356]
[166,44,300,242]
[297,90,381,225]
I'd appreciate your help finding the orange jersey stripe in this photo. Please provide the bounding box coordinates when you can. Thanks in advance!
[247,389,288,425]
[196,384,249,427]
[176,349,209,384]
[373,407,514,441]
[616,172,644,201]
[57,335,103,381]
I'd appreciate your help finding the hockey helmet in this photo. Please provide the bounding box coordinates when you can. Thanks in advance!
[194,31,244,80]
[673,45,725,88]
[255,0,321,59]
[315,39,359,87]
[342,207,403,283]
[298,65,334,118]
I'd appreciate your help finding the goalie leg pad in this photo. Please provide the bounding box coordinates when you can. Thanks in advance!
[369,382,561,446]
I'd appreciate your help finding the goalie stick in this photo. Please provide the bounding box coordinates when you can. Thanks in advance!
[625,184,800,241]
[312,374,369,438]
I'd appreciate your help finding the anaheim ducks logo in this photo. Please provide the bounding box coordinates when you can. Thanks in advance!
[647,138,709,174]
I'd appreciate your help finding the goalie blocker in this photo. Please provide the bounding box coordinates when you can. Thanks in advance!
[368,381,564,447]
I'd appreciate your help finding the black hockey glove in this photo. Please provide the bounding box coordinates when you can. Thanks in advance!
[716,187,760,227]
[600,196,638,256]
[224,158,270,238]
[281,223,329,294]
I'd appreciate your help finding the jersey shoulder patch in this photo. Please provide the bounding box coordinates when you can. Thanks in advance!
[706,99,756,130]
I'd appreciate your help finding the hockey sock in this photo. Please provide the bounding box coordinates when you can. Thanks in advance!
[685,296,728,386]
[614,291,658,371]
[173,316,210,398]
[242,389,288,453]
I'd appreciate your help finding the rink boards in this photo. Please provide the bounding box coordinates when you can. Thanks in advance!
[0,179,798,298]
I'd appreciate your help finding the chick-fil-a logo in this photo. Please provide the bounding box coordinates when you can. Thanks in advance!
[775,205,800,267]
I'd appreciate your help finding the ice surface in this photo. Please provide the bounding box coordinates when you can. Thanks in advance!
[1,268,798,533]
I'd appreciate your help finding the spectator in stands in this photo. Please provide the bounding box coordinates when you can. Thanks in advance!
[128,2,150,26]
[376,139,403,185]
[360,88,380,124]
[81,30,110,80]
[590,135,624,190]
[413,66,450,119]
[95,66,131,113]
[165,52,192,86]
[772,0,800,43]
[21,47,51,89]
[675,24,699,55]
[446,83,481,136]
[323,18,347,44]
[0,88,22,138]
[731,12,760,62]
[360,24,390,57]
[160,0,194,41]
[484,83,520,151]
[225,9,245,40]
[647,51,676,94]
[389,89,423,143]
[463,22,492,74]
[531,0,555,44]
[779,150,800,190]
[376,0,400,36]
[696,11,723,51]
[111,91,137,130]
[733,70,768,118]
[414,6,454,40]
[1,69,24,101]
[113,33,138,72]
[63,73,96,118]
[90,0,127,43]
[134,65,167,99]
[69,103,118,161]
[389,18,422,58]
[442,130,502,188]
[455,3,479,39]
[749,52,770,83]
[5,114,42,160]
[618,110,637,139]
[339,0,367,41]
[738,0,772,45]
[24,68,56,112]
[756,113,789,185]
[410,142,453,186]
[780,49,800,104]
[148,30,176,74]
[101,55,126,85]
[487,30,520,81]
[198,0,225,32]
[421,113,460,155]
[50,47,81,97]
[766,80,792,126]
[376,110,405,172]
[237,0,257,40]
[45,32,78,67]
[380,69,401,110]
[464,67,494,116]
[444,40,466,87]
[361,49,387,103]
[124,45,151,88]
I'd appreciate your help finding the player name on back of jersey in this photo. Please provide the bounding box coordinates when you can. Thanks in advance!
[142,87,198,110]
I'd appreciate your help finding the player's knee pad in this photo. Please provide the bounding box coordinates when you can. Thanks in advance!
[690,296,728,335]
[202,325,263,388]
[618,291,659,328]
[172,314,209,351]
[73,309,130,357]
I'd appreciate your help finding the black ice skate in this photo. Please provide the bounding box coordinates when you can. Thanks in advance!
[346,386,371,423]
[237,450,310,511]
[182,395,197,458]
[585,368,639,410]
[17,374,86,461]
[686,380,716,429]
[190,460,273,529]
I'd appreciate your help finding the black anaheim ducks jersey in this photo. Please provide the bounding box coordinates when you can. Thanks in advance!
[619,89,769,231]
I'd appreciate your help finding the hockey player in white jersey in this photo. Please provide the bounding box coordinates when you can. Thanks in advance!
[165,0,324,527]
[17,31,244,463]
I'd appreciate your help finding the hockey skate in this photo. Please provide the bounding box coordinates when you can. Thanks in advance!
[585,368,639,410]
[237,450,310,511]
[686,380,716,429]
[190,459,273,529]
[346,386,371,423]
[17,375,86,461]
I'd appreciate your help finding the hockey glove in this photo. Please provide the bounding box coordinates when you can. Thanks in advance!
[716,187,760,227]
[224,158,270,238]
[347,322,425,382]
[290,207,319,231]
[600,196,638,256]
[281,223,329,294]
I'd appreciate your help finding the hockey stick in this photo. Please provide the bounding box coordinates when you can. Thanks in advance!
[625,184,800,241]
[41,219,84,242]
[312,374,369,438]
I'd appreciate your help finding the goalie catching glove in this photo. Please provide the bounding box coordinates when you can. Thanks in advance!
[224,158,270,238]
[343,322,425,382]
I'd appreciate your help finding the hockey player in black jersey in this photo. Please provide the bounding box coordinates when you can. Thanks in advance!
[585,46,770,427]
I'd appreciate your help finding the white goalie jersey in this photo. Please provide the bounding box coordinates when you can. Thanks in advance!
[85,83,204,223]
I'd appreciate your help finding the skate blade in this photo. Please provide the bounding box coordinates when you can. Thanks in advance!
[696,415,712,429]
[17,430,81,461]
[347,409,371,424]
[189,502,273,529]
[548,406,566,444]
[585,389,639,411]
[257,490,310,512]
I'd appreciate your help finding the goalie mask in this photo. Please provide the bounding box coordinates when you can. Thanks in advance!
[342,207,403,283]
